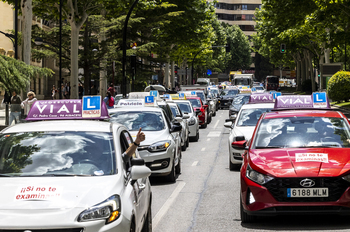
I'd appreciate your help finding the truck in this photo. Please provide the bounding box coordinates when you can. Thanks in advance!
[232,74,254,88]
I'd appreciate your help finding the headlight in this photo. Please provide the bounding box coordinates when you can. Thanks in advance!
[78,195,121,224]
[246,165,274,185]
[148,140,171,152]
[188,117,196,126]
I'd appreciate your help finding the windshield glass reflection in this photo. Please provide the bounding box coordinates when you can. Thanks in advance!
[110,111,165,131]
[237,108,271,127]
[0,132,115,177]
[254,117,350,148]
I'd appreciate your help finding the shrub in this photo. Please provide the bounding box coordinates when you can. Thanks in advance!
[327,71,350,102]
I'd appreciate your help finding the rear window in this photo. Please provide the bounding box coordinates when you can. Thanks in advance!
[188,99,201,108]
[110,111,165,131]
[237,108,272,127]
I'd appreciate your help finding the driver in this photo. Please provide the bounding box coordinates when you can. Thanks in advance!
[143,113,161,130]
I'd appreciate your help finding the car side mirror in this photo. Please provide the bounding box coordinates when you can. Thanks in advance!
[195,109,201,116]
[224,121,232,128]
[183,114,190,119]
[231,140,247,150]
[204,105,208,109]
[131,158,145,166]
[170,124,182,132]
[175,117,183,123]
[130,165,151,183]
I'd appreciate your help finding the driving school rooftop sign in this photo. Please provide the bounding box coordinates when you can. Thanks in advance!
[26,98,109,121]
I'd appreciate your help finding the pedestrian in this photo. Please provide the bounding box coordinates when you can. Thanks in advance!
[51,85,57,100]
[21,91,37,119]
[91,84,97,95]
[2,91,11,105]
[66,82,71,99]
[61,84,67,99]
[78,83,84,99]
[107,83,115,96]
[9,90,22,125]
[103,91,115,109]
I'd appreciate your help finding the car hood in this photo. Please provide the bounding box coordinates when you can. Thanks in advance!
[130,130,170,146]
[249,148,350,177]
[0,176,122,210]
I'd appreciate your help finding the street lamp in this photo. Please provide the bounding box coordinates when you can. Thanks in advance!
[122,0,140,97]
[35,38,62,99]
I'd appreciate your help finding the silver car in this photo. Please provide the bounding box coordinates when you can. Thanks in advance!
[175,100,200,142]
[168,102,190,151]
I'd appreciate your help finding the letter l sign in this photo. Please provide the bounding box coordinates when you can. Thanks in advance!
[87,99,96,109]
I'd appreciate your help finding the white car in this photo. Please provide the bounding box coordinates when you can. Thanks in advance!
[175,100,200,142]
[109,106,182,182]
[168,102,190,151]
[0,115,152,231]
[225,102,274,171]
[252,86,266,93]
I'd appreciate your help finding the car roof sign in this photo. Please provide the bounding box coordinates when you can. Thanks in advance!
[145,96,155,107]
[313,92,330,108]
[163,94,171,100]
[249,93,274,104]
[26,98,110,121]
[117,99,144,107]
[274,94,331,110]
[273,92,282,99]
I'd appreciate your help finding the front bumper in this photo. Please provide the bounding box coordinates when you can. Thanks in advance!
[241,174,350,216]
[219,100,232,108]
[139,148,174,175]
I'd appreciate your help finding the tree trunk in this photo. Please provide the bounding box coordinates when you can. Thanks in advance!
[308,54,316,92]
[165,61,170,88]
[301,57,306,84]
[324,48,330,63]
[171,61,175,89]
[22,0,32,92]
[297,60,301,91]
[70,23,80,99]
[83,18,90,95]
[99,32,107,97]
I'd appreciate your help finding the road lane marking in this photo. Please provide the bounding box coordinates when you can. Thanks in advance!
[153,182,186,229]
[201,147,206,151]
[214,120,220,129]
[207,131,221,137]
[192,161,199,166]
[207,138,211,141]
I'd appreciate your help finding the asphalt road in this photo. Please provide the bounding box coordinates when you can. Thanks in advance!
[149,109,350,232]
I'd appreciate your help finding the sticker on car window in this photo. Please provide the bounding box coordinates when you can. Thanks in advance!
[295,153,328,163]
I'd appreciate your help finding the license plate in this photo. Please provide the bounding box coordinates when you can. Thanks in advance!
[287,188,328,197]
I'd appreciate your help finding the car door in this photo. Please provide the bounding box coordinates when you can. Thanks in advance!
[120,130,148,229]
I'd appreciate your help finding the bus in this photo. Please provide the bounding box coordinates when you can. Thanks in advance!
[232,74,254,88]
[265,76,279,91]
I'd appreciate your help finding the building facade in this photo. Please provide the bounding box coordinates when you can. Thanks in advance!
[212,0,262,70]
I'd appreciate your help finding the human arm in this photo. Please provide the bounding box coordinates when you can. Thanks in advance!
[124,128,145,157]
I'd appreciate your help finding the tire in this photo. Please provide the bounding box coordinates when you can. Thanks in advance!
[186,136,190,147]
[181,139,187,151]
[201,123,207,128]
[167,160,176,182]
[213,111,216,117]
[195,131,199,141]
[141,204,152,232]
[240,196,256,223]
[175,156,181,174]
[130,219,136,232]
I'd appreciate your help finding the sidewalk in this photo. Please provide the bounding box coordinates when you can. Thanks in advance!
[0,107,5,126]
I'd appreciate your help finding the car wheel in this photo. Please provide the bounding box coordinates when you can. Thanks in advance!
[240,196,256,223]
[130,219,136,232]
[181,139,187,151]
[213,111,216,117]
[201,123,207,128]
[141,204,152,232]
[167,160,176,182]
[186,135,190,147]
[195,131,199,141]
[175,156,181,174]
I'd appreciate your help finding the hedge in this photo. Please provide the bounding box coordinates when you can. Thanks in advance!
[327,71,350,102]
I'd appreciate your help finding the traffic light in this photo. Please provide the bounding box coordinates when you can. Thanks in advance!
[226,44,231,53]
[280,44,286,53]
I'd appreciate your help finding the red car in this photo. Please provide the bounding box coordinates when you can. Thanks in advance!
[239,94,350,222]
[187,97,208,128]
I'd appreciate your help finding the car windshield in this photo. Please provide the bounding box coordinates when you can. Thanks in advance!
[232,95,250,105]
[221,89,239,96]
[237,108,272,127]
[0,132,115,177]
[210,89,219,95]
[188,99,201,108]
[196,92,205,102]
[254,117,350,148]
[110,111,165,131]
[255,86,264,90]
[234,78,251,85]
[176,102,192,113]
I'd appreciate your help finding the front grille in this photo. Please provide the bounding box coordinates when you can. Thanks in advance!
[220,100,231,107]
[0,229,84,232]
[264,177,350,202]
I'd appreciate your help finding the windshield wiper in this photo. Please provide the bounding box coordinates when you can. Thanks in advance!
[255,146,283,149]
[20,174,92,177]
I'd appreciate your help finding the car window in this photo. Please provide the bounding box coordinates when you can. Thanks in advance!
[170,105,181,117]
[221,90,239,96]
[0,132,116,176]
[254,117,350,148]
[188,99,201,108]
[232,95,250,105]
[110,111,165,131]
[176,102,192,113]
[196,92,205,102]
[237,108,272,127]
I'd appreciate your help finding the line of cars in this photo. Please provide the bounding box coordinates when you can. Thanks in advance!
[223,91,350,223]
